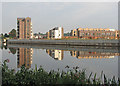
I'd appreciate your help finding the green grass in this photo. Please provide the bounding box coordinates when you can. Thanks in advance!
[2,60,120,85]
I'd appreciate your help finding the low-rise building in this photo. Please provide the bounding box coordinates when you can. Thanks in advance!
[33,34,43,39]
[70,28,119,39]
[47,27,64,39]
[63,36,78,39]
[33,33,46,39]
[70,29,78,36]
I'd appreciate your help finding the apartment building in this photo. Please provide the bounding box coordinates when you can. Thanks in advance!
[70,28,119,39]
[70,29,78,36]
[47,27,64,39]
[17,17,33,39]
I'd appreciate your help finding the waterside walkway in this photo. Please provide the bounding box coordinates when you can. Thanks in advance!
[7,39,120,47]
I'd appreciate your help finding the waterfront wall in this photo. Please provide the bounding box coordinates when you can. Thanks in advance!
[7,39,120,47]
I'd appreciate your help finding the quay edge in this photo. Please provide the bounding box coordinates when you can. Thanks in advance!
[7,39,120,47]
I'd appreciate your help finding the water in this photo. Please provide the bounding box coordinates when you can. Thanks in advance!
[1,44,120,79]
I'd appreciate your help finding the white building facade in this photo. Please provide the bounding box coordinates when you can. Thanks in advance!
[47,27,64,39]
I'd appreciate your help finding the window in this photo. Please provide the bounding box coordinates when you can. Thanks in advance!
[106,33,110,35]
[27,20,29,22]
[117,34,119,37]
[74,51,76,55]
[102,33,105,35]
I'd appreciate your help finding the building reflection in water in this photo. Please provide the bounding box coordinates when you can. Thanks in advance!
[118,56,120,78]
[17,48,33,68]
[46,49,64,60]
[9,48,16,54]
[70,51,120,59]
[46,49,120,60]
[118,47,120,79]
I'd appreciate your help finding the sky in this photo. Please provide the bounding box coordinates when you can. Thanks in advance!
[1,2,118,33]
[1,0,120,2]
[0,2,2,33]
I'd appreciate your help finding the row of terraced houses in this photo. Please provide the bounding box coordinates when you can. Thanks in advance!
[70,28,120,39]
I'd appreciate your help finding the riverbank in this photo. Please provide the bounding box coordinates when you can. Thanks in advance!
[7,39,120,47]
[2,60,119,85]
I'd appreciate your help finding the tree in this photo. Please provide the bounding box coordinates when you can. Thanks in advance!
[9,29,16,38]
[4,33,9,37]
[1,33,3,37]
[0,33,4,39]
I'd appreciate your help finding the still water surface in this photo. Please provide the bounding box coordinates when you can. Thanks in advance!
[2,44,120,79]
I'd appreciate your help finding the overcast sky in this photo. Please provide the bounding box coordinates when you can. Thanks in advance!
[2,2,118,33]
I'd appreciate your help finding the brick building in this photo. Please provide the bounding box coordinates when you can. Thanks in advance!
[17,17,33,39]
[70,28,120,39]
[70,29,78,37]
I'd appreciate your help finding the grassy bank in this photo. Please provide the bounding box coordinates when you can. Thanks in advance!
[2,60,119,85]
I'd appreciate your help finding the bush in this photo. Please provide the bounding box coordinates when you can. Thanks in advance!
[2,60,120,85]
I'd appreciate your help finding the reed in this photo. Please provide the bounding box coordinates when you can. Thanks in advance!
[2,60,119,85]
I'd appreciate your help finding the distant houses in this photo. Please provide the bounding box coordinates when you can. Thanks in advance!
[33,33,47,39]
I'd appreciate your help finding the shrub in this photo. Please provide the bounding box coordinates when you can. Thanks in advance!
[2,60,120,85]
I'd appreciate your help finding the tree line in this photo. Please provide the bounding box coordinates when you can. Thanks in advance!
[1,29,16,39]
